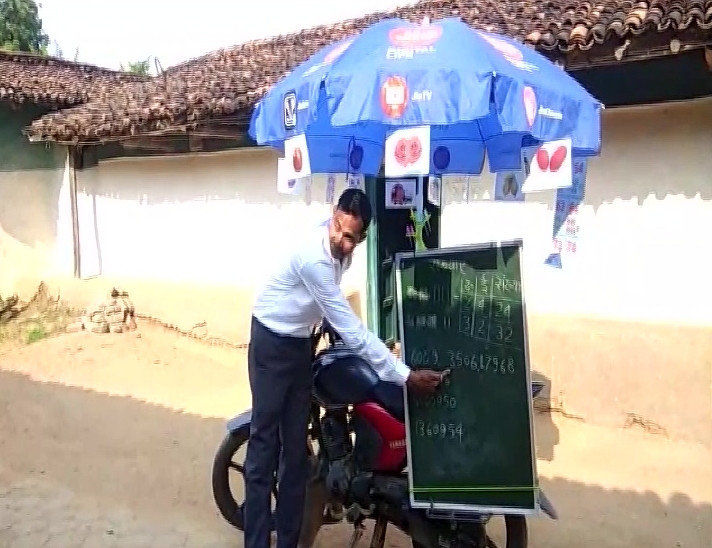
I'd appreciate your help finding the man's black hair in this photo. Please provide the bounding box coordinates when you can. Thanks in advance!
[336,188,373,232]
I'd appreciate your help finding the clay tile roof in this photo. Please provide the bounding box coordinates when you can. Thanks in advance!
[0,50,150,107]
[23,0,712,143]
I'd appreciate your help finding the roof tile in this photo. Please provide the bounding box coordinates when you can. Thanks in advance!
[0,50,149,107]
[20,0,712,142]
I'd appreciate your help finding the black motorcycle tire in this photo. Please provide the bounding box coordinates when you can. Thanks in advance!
[215,428,528,548]
[490,516,527,548]
[412,515,527,548]
[212,427,250,530]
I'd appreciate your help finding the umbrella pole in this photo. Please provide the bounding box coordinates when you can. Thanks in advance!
[416,176,424,217]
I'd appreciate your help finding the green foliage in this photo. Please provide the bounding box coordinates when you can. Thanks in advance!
[120,58,151,75]
[24,323,47,344]
[0,284,77,349]
[0,0,49,54]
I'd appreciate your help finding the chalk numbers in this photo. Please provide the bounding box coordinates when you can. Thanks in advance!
[493,300,511,322]
[416,393,457,409]
[415,420,464,444]
[493,323,513,343]
[448,351,516,375]
[410,348,439,367]
[476,318,486,338]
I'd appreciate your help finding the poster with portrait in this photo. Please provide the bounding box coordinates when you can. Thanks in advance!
[385,178,417,209]
[494,170,524,202]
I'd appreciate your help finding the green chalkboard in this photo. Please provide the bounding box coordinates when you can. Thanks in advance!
[396,241,538,514]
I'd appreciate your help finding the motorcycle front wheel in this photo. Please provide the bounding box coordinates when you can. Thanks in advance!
[212,424,322,531]
[211,426,279,530]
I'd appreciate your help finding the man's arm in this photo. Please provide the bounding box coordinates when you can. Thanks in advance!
[299,258,411,385]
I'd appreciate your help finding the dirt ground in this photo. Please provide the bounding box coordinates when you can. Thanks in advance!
[0,325,710,548]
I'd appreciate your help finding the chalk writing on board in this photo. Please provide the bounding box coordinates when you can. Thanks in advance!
[409,348,440,366]
[447,351,517,374]
[404,314,449,330]
[397,244,537,512]
[429,259,467,273]
[493,274,522,294]
[415,393,458,409]
[415,421,464,443]
[404,274,523,353]
[452,272,524,351]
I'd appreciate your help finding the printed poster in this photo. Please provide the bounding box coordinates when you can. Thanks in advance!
[428,175,441,207]
[385,178,417,209]
[347,173,364,190]
[277,158,301,195]
[282,133,312,181]
[304,175,313,205]
[326,174,336,204]
[384,126,430,177]
[444,175,482,203]
[464,175,485,202]
[521,138,572,192]
[546,157,587,267]
[494,170,524,202]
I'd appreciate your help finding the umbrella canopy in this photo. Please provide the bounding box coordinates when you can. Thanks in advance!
[250,17,602,176]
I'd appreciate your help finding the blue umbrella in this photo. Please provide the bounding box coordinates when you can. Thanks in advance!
[250,17,602,176]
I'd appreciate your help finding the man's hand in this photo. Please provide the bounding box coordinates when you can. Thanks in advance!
[406,369,450,394]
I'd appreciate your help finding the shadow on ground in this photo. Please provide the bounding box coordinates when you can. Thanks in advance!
[0,369,709,548]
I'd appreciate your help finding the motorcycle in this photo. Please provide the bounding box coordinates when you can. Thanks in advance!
[212,322,557,548]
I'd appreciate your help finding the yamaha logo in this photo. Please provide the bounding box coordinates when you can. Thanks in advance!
[283,91,297,129]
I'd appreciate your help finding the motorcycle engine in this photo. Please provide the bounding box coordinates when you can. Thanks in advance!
[320,407,354,496]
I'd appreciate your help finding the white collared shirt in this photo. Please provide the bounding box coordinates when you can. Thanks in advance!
[252,223,411,385]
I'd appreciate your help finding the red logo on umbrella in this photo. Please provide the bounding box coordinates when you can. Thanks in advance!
[535,145,567,172]
[388,26,443,47]
[381,76,408,118]
[394,136,422,167]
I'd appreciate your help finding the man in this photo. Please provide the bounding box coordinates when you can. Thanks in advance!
[245,188,444,548]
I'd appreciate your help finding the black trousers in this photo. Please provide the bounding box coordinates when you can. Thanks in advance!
[244,317,312,548]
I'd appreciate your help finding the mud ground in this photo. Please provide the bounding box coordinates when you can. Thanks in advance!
[0,326,709,548]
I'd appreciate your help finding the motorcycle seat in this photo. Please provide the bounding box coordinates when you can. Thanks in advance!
[313,344,406,423]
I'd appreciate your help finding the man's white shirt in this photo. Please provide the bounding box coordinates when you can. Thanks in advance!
[252,223,411,385]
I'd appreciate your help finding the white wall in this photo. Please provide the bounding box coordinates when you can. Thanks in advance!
[0,152,74,296]
[71,98,712,328]
[74,148,369,317]
[440,98,712,326]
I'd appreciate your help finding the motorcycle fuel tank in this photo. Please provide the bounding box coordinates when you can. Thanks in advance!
[312,346,381,406]
[352,402,407,471]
